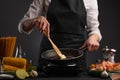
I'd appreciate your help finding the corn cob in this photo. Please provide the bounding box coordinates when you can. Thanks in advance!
[3,64,26,71]
[3,57,27,69]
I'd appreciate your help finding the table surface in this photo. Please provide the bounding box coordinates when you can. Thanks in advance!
[0,70,112,80]
[26,71,112,80]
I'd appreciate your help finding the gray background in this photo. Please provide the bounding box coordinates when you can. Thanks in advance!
[0,0,120,66]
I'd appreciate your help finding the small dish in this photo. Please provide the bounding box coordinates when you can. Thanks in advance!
[109,73,120,80]
[0,73,14,79]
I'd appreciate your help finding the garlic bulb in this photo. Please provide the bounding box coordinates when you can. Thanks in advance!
[100,70,108,78]
[30,70,38,77]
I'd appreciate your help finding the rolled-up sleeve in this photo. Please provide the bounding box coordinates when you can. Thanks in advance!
[84,0,102,41]
[18,0,44,34]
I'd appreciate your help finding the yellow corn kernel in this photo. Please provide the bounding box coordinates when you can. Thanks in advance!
[3,57,27,69]
[3,64,26,71]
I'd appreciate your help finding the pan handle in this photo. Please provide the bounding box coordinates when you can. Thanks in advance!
[79,47,88,52]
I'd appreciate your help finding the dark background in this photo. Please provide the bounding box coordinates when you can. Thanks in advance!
[0,0,120,66]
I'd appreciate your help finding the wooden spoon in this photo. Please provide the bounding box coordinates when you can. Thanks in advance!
[42,31,66,60]
[48,37,66,60]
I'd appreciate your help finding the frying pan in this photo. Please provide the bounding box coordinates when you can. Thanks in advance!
[41,47,87,65]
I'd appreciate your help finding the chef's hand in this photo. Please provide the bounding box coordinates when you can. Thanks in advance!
[34,16,50,37]
[80,34,100,52]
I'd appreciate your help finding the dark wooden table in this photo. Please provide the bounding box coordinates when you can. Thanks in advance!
[0,70,112,80]
[25,71,112,80]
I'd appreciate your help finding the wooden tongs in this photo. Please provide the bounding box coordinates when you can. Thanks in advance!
[42,31,66,60]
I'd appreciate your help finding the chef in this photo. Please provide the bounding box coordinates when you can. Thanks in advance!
[18,0,102,70]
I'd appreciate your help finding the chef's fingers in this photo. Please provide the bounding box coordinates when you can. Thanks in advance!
[80,42,87,50]
[34,20,43,34]
[34,16,45,29]
[42,21,49,31]
[45,25,50,37]
[44,23,50,37]
[80,42,95,52]
[37,17,49,30]
[80,42,99,52]
[88,45,94,52]
[88,43,99,52]
[34,19,41,29]
[34,19,45,32]
[94,45,99,51]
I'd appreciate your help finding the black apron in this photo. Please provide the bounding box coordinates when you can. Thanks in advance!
[38,0,87,69]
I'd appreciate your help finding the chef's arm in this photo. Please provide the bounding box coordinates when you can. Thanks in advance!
[88,33,100,42]
[87,29,102,42]
[18,0,44,34]
[81,33,100,52]
[21,19,35,33]
[81,0,102,52]
[85,0,102,41]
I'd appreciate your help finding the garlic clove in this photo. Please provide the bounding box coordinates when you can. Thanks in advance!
[100,70,109,78]
[30,70,38,77]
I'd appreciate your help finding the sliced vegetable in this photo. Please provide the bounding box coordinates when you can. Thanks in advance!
[89,69,102,77]
[16,69,29,79]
